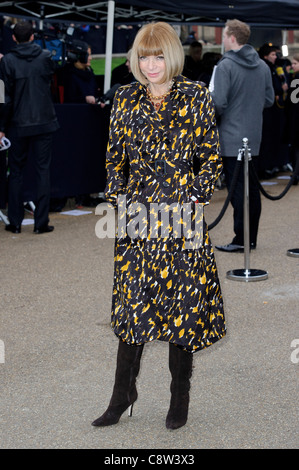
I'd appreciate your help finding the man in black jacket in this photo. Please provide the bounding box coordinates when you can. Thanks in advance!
[0,21,59,234]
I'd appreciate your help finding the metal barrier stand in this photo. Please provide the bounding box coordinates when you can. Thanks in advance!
[227,138,268,282]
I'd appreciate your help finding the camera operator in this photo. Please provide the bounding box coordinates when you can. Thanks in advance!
[0,20,59,234]
[62,41,100,208]
[63,41,98,105]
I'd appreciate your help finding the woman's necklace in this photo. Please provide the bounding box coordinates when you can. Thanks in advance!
[147,80,174,111]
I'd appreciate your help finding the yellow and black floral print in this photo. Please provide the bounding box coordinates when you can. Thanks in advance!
[104,76,226,353]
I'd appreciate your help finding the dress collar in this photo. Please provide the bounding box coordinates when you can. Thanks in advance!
[136,75,199,98]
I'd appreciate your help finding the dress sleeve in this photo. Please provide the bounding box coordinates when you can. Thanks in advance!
[104,89,127,206]
[190,86,222,204]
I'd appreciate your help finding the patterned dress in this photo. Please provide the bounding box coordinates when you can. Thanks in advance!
[104,75,226,353]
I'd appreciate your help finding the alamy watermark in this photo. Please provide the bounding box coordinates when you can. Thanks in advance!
[95,195,204,249]
[0,340,4,364]
[290,339,299,364]
[290,79,299,104]
[0,79,4,104]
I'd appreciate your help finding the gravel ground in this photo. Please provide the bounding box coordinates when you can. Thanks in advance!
[0,175,298,449]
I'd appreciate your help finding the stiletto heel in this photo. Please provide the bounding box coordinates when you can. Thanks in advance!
[92,341,144,427]
[128,404,134,417]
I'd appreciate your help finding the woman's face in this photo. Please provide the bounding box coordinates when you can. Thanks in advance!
[138,55,166,85]
[265,51,277,64]
[292,59,299,74]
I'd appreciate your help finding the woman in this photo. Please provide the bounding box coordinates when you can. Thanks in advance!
[258,43,290,177]
[285,53,299,183]
[92,22,226,430]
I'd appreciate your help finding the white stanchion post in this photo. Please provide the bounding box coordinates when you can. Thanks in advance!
[243,138,251,275]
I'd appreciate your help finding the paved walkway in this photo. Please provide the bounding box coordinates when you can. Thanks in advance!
[0,174,298,449]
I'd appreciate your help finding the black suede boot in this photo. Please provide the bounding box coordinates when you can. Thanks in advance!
[166,343,193,430]
[92,340,144,427]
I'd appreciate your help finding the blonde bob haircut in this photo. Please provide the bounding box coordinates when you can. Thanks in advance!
[130,22,185,85]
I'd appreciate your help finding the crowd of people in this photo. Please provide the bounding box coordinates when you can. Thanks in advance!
[0,18,299,238]
[183,37,299,181]
[179,28,299,253]
[0,23,133,219]
[1,17,299,431]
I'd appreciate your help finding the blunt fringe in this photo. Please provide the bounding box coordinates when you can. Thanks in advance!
[130,22,184,85]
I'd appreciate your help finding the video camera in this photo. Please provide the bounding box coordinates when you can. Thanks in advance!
[34,25,89,67]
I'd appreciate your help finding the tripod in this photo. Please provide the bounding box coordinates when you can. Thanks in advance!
[0,202,35,227]
[24,201,36,214]
[0,209,9,225]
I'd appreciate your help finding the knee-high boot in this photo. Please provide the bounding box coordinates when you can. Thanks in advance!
[92,340,144,427]
[166,343,193,430]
